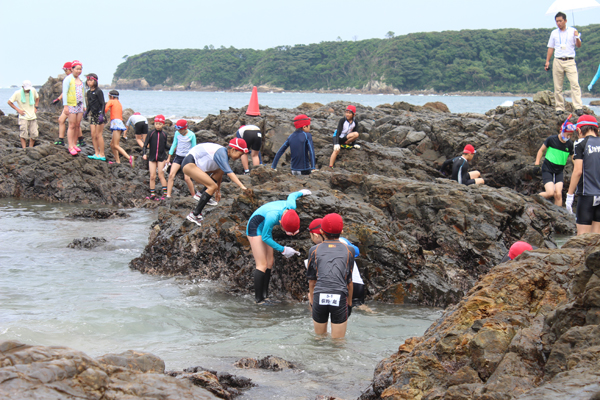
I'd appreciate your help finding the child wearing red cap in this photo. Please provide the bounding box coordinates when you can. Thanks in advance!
[126,112,149,148]
[307,218,365,307]
[271,115,316,175]
[142,115,169,200]
[183,140,249,226]
[62,60,86,155]
[165,119,197,199]
[566,114,600,235]
[329,105,361,168]
[246,189,312,304]
[534,117,575,206]
[439,144,484,186]
[307,213,355,338]
[105,90,134,167]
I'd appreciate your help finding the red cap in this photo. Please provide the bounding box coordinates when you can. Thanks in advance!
[133,112,141,115]
[308,218,323,234]
[294,114,311,129]
[281,210,300,235]
[508,241,533,260]
[229,138,249,153]
[346,105,356,114]
[322,213,343,235]
[463,144,476,154]
[63,62,72,69]
[577,115,599,128]
[71,60,82,68]
[175,119,188,129]
[154,115,166,123]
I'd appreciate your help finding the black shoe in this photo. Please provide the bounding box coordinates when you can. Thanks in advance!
[54,139,64,146]
[77,139,86,147]
[555,110,564,116]
[576,109,584,116]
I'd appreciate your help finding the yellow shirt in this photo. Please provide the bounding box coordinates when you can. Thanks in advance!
[9,89,39,120]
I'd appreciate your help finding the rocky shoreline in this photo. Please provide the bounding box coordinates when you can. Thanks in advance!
[1,77,597,398]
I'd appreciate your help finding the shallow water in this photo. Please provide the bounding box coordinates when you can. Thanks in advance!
[0,198,441,399]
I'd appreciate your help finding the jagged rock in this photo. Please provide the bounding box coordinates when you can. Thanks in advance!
[0,341,219,399]
[167,367,254,399]
[533,90,555,107]
[233,355,295,371]
[590,100,600,106]
[366,234,600,400]
[67,237,107,249]
[67,209,130,219]
[423,101,450,113]
[114,78,150,90]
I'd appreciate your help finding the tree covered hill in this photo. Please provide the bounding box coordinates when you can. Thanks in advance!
[113,25,600,93]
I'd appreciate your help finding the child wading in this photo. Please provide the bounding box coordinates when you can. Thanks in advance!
[246,189,311,304]
[105,90,134,167]
[183,139,249,226]
[85,73,106,161]
[142,115,169,200]
[166,119,197,198]
[329,105,361,168]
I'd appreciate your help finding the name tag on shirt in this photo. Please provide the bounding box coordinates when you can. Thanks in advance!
[319,294,341,306]
[594,196,600,206]
[561,44,566,50]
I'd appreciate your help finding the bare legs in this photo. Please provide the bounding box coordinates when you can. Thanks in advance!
[329,132,359,167]
[58,111,67,141]
[166,163,195,197]
[67,113,83,151]
[110,131,131,163]
[538,181,563,206]
[241,150,261,171]
[148,161,167,190]
[135,134,146,148]
[468,171,485,185]
[90,124,105,158]
[248,236,274,273]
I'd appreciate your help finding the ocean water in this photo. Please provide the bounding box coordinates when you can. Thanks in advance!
[0,199,441,399]
[4,87,598,119]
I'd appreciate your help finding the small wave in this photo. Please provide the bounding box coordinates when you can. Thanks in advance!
[500,101,514,107]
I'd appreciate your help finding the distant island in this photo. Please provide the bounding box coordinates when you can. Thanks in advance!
[113,25,600,94]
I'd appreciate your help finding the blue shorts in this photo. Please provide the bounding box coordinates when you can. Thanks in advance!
[172,155,186,165]
[246,214,265,236]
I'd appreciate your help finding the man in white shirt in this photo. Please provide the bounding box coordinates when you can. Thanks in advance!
[545,12,583,116]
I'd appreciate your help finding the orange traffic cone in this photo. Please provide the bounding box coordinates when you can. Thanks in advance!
[246,86,260,116]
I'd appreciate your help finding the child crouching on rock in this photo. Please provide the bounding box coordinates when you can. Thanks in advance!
[329,105,361,168]
[142,115,169,200]
[105,90,134,167]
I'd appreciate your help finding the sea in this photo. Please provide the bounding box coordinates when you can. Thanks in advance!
[2,88,598,119]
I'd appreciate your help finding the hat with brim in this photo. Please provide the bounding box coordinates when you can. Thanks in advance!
[22,80,33,91]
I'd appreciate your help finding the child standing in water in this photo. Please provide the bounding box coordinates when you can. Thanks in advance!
[142,115,169,200]
[166,119,197,198]
[105,90,134,166]
[85,73,106,160]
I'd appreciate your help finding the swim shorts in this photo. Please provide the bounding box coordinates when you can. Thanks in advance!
[134,121,148,136]
[576,195,600,225]
[246,214,266,237]
[173,155,186,165]
[542,170,564,185]
[236,130,262,151]
[89,112,101,125]
[181,154,195,170]
[312,292,348,324]
[463,179,476,186]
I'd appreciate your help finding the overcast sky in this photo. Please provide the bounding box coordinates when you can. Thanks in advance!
[2,0,600,88]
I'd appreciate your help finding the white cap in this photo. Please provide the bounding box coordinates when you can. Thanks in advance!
[22,80,33,90]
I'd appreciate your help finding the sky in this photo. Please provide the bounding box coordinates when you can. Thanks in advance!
[2,0,600,88]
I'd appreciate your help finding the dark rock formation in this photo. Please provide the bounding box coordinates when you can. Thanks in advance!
[233,355,296,371]
[360,234,600,400]
[67,209,130,219]
[67,236,107,249]
[0,341,219,399]
[168,366,255,399]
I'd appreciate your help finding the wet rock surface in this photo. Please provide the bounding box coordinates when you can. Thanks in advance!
[233,355,296,371]
[359,234,600,400]
[0,341,220,399]
[66,208,130,219]
[67,236,107,249]
[167,366,255,399]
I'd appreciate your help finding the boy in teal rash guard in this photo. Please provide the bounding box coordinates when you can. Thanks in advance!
[588,64,600,91]
[246,189,312,303]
